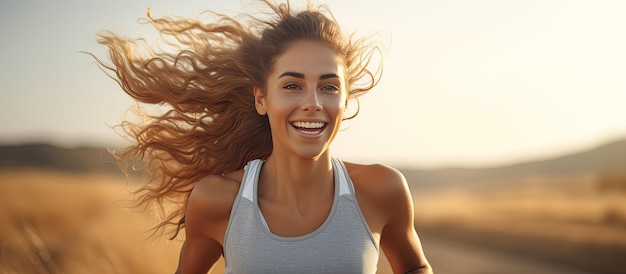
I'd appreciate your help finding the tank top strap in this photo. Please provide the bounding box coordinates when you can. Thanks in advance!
[331,157,353,197]
[240,159,264,202]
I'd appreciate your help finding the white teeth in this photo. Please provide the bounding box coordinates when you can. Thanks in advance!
[292,121,325,129]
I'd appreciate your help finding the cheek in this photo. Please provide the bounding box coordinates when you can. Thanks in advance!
[271,97,299,114]
[329,99,347,119]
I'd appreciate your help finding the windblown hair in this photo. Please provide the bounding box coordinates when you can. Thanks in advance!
[96,0,381,239]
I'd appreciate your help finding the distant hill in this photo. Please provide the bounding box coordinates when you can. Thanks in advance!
[0,143,121,174]
[400,138,626,190]
[1,138,625,188]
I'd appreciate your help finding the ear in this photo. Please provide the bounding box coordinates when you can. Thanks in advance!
[253,86,267,115]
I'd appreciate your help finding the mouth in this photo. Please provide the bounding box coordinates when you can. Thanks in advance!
[290,121,328,136]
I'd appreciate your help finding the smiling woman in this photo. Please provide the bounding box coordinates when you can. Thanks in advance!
[95,0,431,273]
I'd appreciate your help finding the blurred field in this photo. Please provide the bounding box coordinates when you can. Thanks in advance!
[413,171,626,273]
[0,170,187,274]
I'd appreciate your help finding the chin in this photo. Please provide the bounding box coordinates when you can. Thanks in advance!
[293,146,329,160]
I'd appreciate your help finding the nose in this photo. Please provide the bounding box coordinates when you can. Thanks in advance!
[301,88,322,112]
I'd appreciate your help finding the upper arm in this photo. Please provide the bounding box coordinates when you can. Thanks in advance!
[176,176,237,274]
[177,235,221,274]
[377,167,432,274]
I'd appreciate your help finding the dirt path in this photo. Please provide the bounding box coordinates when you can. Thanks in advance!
[419,235,590,274]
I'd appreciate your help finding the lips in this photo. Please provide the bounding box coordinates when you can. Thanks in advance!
[290,121,328,135]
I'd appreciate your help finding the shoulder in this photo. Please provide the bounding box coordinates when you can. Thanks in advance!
[187,170,244,217]
[343,161,413,222]
[343,161,409,199]
[185,170,244,233]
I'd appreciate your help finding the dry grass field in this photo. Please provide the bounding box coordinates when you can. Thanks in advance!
[413,172,626,273]
[0,169,187,274]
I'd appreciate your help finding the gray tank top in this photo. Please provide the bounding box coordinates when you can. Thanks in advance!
[223,158,379,273]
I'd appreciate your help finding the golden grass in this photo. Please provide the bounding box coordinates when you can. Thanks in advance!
[413,173,626,255]
[0,169,186,274]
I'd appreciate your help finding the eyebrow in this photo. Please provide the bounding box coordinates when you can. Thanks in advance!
[278,72,339,80]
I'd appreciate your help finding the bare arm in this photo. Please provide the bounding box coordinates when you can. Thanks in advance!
[175,237,221,274]
[379,168,433,274]
[175,176,238,274]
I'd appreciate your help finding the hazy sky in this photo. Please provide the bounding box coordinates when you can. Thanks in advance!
[1,0,625,168]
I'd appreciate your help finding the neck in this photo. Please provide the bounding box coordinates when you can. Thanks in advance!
[259,151,334,206]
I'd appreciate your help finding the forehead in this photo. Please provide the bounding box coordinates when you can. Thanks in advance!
[271,40,344,78]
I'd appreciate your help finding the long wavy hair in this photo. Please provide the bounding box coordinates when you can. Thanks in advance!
[95,0,381,239]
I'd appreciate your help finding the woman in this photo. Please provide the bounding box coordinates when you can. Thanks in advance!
[98,1,431,273]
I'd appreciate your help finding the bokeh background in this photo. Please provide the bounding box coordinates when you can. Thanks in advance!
[1,0,625,273]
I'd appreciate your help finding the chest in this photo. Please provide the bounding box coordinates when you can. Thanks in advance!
[223,197,379,273]
[257,193,333,237]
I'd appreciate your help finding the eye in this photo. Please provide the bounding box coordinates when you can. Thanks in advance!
[283,83,301,90]
[320,84,340,93]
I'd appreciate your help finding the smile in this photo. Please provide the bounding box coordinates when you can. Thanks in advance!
[290,121,328,135]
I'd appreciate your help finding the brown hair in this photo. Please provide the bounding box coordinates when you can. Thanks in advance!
[96,0,381,239]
